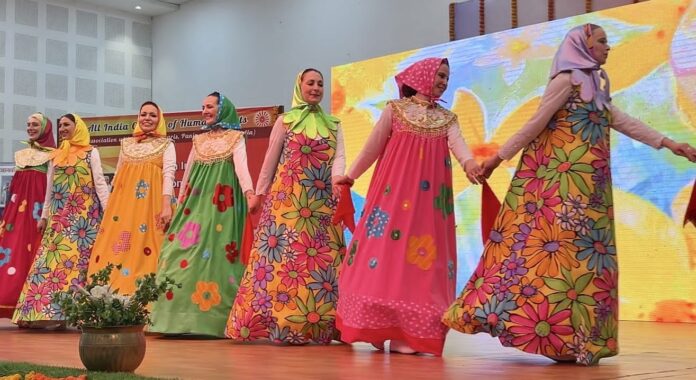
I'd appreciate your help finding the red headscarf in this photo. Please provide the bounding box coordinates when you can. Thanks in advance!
[28,113,56,149]
[395,57,448,100]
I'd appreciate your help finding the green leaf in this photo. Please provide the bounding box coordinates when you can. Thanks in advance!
[561,267,573,284]
[505,192,518,210]
[286,194,299,211]
[553,146,568,161]
[317,302,334,314]
[594,216,609,229]
[559,175,569,199]
[575,272,595,292]
[579,303,592,325]
[306,293,316,311]
[282,211,300,219]
[554,298,572,314]
[577,295,596,306]
[543,277,571,291]
[511,178,527,187]
[547,292,567,304]
[300,187,308,205]
[285,315,307,324]
[569,172,591,197]
[309,198,326,210]
[568,143,589,162]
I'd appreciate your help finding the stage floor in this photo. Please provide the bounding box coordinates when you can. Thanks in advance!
[1,319,694,379]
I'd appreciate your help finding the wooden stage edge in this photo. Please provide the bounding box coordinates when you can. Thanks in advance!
[1,319,695,379]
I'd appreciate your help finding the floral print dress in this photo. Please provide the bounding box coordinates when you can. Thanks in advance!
[443,86,619,365]
[226,124,345,344]
[149,130,248,337]
[13,151,103,323]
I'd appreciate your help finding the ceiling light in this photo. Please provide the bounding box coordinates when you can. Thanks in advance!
[135,5,142,10]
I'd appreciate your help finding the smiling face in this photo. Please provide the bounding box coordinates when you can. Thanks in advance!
[430,63,450,98]
[590,27,610,66]
[138,104,160,134]
[300,70,324,105]
[202,95,219,125]
[26,116,42,141]
[58,116,76,141]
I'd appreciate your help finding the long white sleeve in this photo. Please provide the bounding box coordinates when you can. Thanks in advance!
[498,73,574,160]
[178,149,194,203]
[162,142,177,196]
[113,150,124,180]
[610,105,665,149]
[255,117,287,195]
[346,104,394,180]
[331,124,346,178]
[41,163,54,219]
[233,138,254,194]
[90,149,110,210]
[447,121,474,168]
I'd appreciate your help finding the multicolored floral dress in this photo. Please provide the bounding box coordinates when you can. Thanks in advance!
[13,151,103,323]
[443,86,619,365]
[88,137,172,295]
[150,130,248,337]
[225,123,346,344]
[336,98,461,356]
[0,147,51,318]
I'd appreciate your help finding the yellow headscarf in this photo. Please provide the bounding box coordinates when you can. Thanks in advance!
[133,102,167,142]
[283,70,339,139]
[51,113,92,167]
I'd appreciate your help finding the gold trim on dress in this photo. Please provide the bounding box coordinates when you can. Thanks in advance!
[390,97,457,138]
[121,137,171,163]
[193,129,243,164]
[15,147,52,168]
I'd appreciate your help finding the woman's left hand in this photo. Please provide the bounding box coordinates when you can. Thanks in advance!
[464,159,484,185]
[157,205,172,231]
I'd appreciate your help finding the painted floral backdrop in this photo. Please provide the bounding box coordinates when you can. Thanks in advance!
[332,0,696,322]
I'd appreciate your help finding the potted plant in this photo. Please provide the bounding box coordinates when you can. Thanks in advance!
[54,264,178,373]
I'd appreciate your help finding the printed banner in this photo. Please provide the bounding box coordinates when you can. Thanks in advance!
[85,106,282,193]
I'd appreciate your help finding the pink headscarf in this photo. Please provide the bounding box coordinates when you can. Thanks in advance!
[549,24,610,110]
[395,57,448,100]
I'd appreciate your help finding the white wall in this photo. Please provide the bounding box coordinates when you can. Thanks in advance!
[0,0,152,161]
[152,0,452,112]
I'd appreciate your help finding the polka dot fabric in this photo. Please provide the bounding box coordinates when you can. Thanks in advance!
[395,57,446,99]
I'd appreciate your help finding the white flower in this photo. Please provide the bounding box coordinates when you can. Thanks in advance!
[114,294,131,307]
[90,285,114,301]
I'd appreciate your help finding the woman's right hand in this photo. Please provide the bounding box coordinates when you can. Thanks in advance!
[248,195,261,214]
[37,218,47,235]
[481,155,504,179]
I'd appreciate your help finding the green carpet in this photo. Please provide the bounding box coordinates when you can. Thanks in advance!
[0,361,176,380]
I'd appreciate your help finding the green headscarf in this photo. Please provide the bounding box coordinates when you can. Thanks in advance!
[283,71,339,139]
[203,93,241,130]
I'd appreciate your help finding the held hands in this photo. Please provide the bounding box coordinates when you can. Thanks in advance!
[156,196,173,231]
[332,175,355,187]
[37,218,47,235]
[246,191,261,214]
[157,206,172,231]
[464,159,484,185]
[663,138,696,162]
[481,155,504,179]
